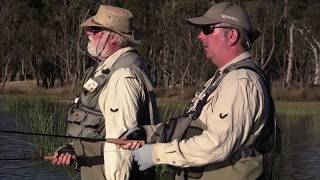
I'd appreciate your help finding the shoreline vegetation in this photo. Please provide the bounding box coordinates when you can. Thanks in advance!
[2,80,320,101]
[0,81,319,179]
[0,80,320,148]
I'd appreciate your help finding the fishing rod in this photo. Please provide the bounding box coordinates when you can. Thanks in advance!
[0,156,54,161]
[0,129,145,145]
[0,129,105,142]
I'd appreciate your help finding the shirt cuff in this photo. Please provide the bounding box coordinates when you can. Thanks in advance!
[152,140,191,167]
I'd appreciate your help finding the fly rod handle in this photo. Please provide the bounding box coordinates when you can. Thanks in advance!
[43,156,55,161]
[106,139,145,146]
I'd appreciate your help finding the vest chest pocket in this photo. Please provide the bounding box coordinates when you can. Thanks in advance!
[67,110,87,137]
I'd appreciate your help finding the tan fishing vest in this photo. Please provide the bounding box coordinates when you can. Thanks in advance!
[67,51,159,180]
[158,59,275,180]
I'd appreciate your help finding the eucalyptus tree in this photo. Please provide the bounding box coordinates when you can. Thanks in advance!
[125,0,210,91]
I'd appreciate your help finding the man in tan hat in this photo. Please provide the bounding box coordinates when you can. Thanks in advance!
[51,5,159,180]
[121,2,276,180]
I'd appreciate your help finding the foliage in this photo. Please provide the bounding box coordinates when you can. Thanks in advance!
[1,0,320,93]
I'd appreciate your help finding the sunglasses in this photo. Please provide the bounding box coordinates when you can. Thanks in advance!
[201,25,236,35]
[88,27,107,34]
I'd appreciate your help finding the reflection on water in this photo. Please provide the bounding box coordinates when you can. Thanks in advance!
[279,114,320,180]
[1,111,320,179]
[0,111,79,180]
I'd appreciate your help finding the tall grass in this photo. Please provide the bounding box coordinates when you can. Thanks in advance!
[157,98,189,123]
[275,101,320,116]
[1,95,319,180]
[272,86,320,101]
[0,95,69,156]
[275,101,320,135]
[305,115,320,136]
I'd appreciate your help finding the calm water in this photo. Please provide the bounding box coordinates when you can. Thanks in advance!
[279,115,320,180]
[0,111,79,180]
[0,111,319,179]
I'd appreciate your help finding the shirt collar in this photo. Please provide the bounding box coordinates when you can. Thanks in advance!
[95,47,133,76]
[219,51,251,73]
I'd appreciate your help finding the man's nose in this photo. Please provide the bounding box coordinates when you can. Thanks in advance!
[198,31,205,42]
[86,30,93,36]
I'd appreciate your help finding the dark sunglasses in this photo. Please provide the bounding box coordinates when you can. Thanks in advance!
[88,27,107,34]
[201,25,236,35]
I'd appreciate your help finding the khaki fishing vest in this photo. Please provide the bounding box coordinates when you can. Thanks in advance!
[67,51,159,180]
[158,58,275,180]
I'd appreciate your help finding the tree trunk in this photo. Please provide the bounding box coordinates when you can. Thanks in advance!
[1,57,10,92]
[313,37,320,85]
[262,5,276,70]
[296,27,320,86]
[282,0,289,87]
[285,23,294,88]
[315,63,320,85]
[21,58,25,80]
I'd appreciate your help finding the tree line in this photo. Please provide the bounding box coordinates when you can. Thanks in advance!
[1,0,319,93]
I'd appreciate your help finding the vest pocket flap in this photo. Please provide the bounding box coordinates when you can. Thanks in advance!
[83,117,102,128]
[68,111,86,123]
[67,124,82,137]
[81,116,104,138]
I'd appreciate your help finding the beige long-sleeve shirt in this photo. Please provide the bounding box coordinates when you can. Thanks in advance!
[96,47,146,180]
[151,52,270,167]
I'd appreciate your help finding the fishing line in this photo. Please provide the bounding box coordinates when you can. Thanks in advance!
[0,157,44,161]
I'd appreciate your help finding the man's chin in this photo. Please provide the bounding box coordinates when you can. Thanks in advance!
[205,53,211,60]
[87,48,98,57]
[89,53,98,58]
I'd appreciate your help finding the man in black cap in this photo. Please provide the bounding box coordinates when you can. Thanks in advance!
[121,2,276,180]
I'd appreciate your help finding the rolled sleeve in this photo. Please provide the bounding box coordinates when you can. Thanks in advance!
[99,68,145,180]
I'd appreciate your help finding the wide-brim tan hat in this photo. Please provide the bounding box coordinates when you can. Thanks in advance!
[81,5,140,44]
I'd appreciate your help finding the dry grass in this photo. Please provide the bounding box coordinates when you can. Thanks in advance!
[272,86,320,101]
[1,80,75,99]
[2,80,320,102]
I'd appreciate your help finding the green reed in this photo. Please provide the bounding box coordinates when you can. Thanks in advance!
[1,94,318,180]
[275,101,320,116]
[0,95,69,156]
[305,115,320,136]
[275,101,320,136]
[157,98,189,123]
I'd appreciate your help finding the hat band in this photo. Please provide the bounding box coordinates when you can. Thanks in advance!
[91,19,106,28]
[91,19,132,35]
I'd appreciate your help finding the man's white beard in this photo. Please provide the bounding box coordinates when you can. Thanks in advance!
[87,42,101,57]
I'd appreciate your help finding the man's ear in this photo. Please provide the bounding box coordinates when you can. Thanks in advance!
[228,29,239,46]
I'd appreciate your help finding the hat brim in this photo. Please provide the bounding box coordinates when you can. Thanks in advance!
[80,17,140,44]
[186,15,221,26]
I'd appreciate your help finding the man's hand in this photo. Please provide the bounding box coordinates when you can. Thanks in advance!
[120,140,144,150]
[52,152,76,166]
[51,145,76,166]
[118,126,146,150]
[132,144,154,171]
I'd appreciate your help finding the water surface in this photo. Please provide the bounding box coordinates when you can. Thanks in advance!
[0,111,78,180]
[279,115,320,180]
[0,111,320,179]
